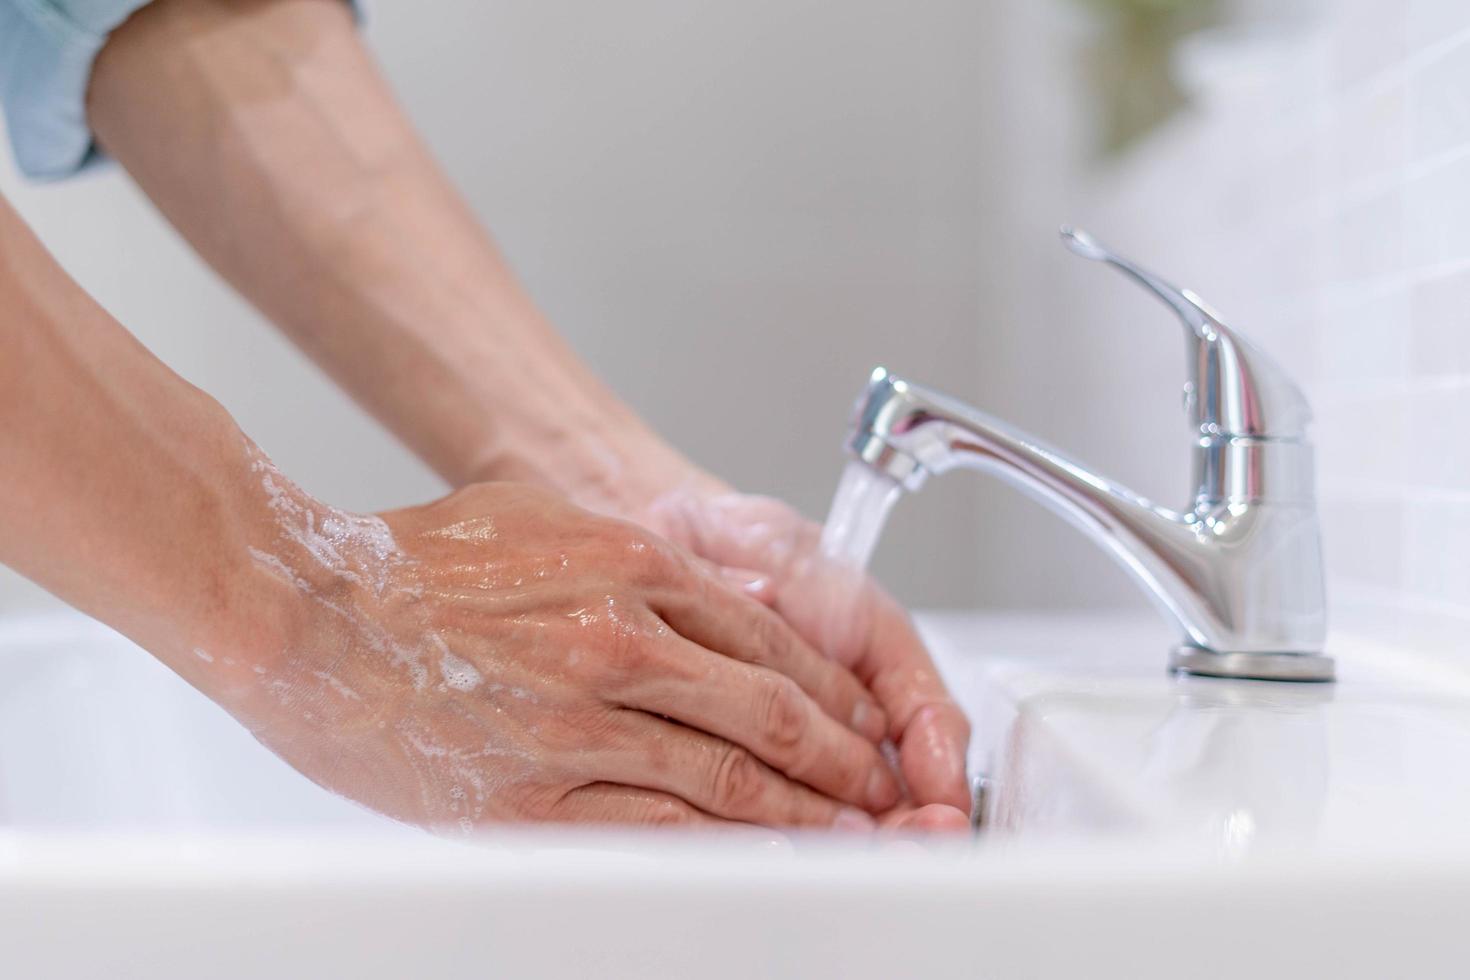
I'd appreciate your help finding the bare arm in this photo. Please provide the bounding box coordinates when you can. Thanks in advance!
[87,0,971,822]
[87,0,687,505]
[0,193,899,830]
[0,193,291,672]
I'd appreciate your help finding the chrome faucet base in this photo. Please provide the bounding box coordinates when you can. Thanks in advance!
[1169,646,1336,683]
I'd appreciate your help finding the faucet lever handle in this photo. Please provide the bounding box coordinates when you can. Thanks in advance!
[1060,226,1219,338]
[1059,226,1312,440]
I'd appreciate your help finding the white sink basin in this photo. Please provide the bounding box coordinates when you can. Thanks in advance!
[4,610,1470,978]
[923,612,1470,853]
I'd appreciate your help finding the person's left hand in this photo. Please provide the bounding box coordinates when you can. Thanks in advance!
[620,478,973,834]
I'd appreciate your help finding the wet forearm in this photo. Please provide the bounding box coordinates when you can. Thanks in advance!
[0,195,295,686]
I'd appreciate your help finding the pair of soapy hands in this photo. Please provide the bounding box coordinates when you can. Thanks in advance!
[233,465,972,837]
[69,0,970,838]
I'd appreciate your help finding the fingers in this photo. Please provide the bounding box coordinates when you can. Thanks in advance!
[877,803,973,834]
[690,556,779,607]
[651,565,888,744]
[855,591,972,813]
[602,711,877,828]
[621,638,901,814]
[654,492,971,811]
[716,565,779,607]
[548,783,734,828]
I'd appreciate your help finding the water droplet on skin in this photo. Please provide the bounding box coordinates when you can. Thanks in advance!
[425,517,499,545]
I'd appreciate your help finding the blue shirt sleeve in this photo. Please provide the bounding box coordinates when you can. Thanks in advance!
[0,0,361,181]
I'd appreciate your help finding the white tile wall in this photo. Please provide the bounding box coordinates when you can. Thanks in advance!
[1060,1,1470,654]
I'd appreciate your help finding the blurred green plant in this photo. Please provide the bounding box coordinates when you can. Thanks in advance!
[1069,0,1225,156]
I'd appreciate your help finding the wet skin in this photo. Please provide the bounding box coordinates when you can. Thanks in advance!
[0,0,984,832]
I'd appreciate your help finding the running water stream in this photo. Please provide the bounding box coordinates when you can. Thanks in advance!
[811,461,906,654]
[820,460,904,572]
[818,461,910,779]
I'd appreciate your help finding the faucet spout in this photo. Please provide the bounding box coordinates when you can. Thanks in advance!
[842,231,1332,681]
[849,368,1330,681]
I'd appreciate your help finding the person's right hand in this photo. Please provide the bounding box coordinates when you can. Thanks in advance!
[224,469,900,833]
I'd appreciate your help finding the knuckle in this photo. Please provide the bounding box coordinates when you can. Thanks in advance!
[576,603,657,679]
[618,526,684,583]
[758,676,809,752]
[710,745,765,813]
[597,631,655,684]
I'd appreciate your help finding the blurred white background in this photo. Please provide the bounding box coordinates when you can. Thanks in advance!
[3,0,1461,647]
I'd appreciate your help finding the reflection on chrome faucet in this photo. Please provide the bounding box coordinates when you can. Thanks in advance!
[842,228,1334,682]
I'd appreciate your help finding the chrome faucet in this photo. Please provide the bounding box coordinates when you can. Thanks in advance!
[846,228,1332,682]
